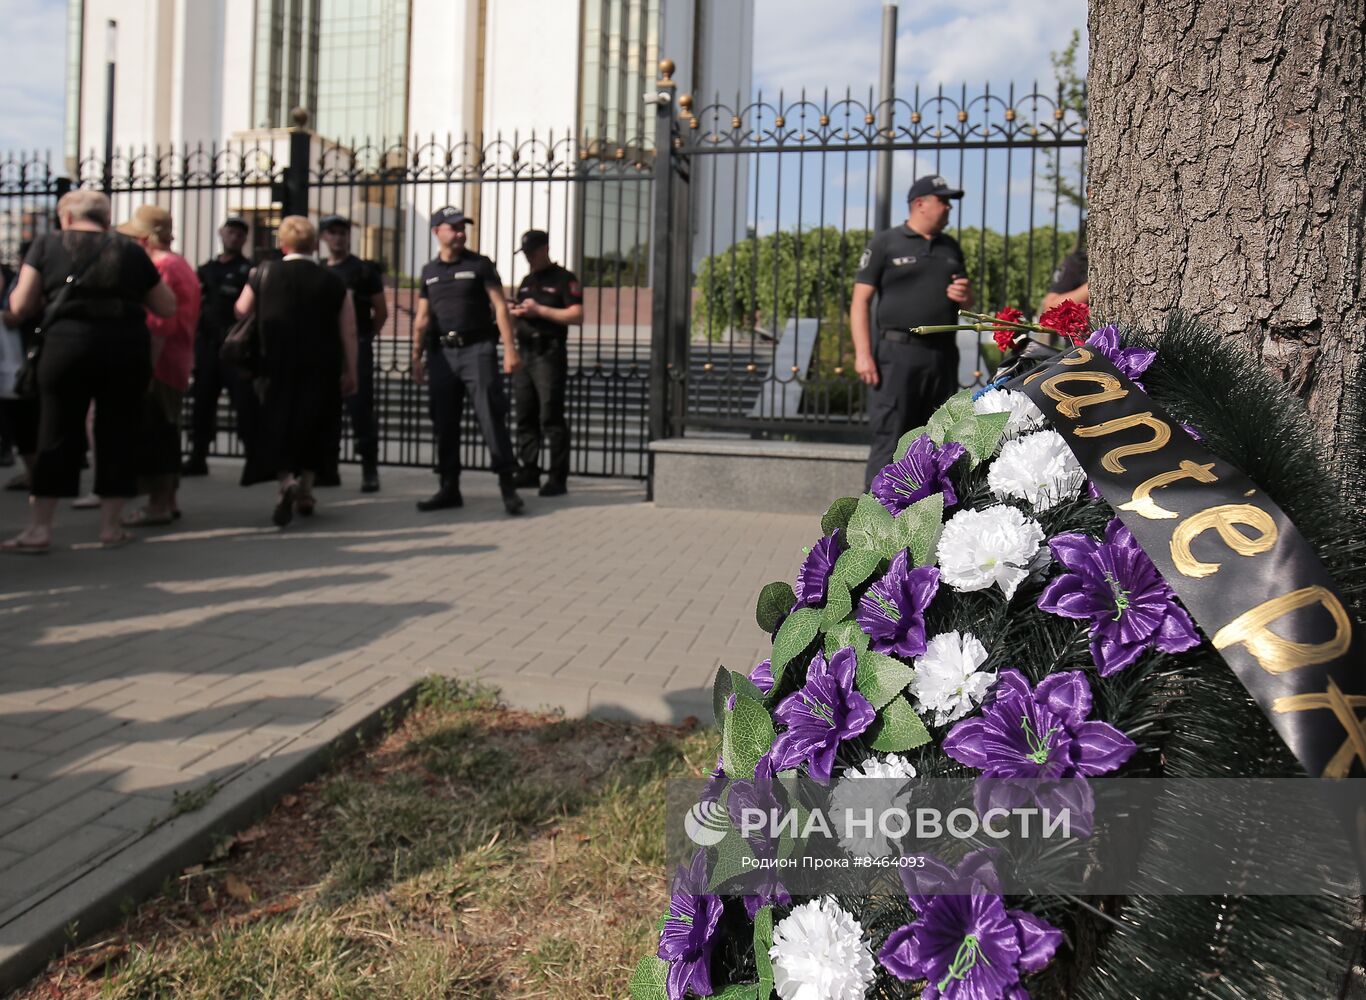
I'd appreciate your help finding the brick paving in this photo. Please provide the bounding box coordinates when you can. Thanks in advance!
[0,461,814,985]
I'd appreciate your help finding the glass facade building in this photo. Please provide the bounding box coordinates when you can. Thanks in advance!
[253,0,409,144]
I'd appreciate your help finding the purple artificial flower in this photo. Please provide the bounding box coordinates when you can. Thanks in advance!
[749,658,774,696]
[769,646,877,783]
[701,754,727,803]
[879,852,1063,999]
[1085,325,1155,390]
[858,549,941,659]
[793,530,843,610]
[942,669,1136,780]
[658,850,724,1000]
[872,435,968,515]
[1037,518,1202,676]
[725,755,793,918]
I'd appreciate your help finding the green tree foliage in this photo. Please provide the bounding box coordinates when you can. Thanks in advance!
[692,225,1078,341]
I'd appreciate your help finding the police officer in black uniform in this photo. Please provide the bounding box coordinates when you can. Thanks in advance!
[411,206,525,515]
[184,216,256,475]
[508,229,583,496]
[1039,218,1088,314]
[321,214,388,493]
[852,174,974,488]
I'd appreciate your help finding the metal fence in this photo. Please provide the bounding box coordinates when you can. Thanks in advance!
[649,79,1088,441]
[0,79,1086,477]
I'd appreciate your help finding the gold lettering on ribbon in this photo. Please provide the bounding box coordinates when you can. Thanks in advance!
[1072,413,1172,473]
[1214,585,1353,675]
[1170,503,1278,578]
[1272,679,1366,779]
[1119,461,1220,520]
[1041,371,1127,419]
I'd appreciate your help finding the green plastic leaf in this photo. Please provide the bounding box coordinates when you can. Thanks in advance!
[832,548,884,589]
[822,577,853,628]
[926,389,976,443]
[949,409,1010,466]
[754,905,776,998]
[869,695,932,752]
[824,618,871,657]
[892,491,946,567]
[714,986,761,1000]
[722,693,776,780]
[712,667,734,730]
[709,829,758,891]
[845,493,899,557]
[893,424,930,461]
[856,648,916,710]
[821,496,860,536]
[770,606,823,687]
[729,670,766,705]
[629,956,669,1000]
[756,581,797,634]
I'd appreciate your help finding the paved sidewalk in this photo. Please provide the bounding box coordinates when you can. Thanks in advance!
[0,461,816,989]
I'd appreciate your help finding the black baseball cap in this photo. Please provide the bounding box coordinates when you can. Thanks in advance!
[517,229,549,254]
[319,213,351,231]
[221,215,249,232]
[430,206,474,229]
[907,174,965,201]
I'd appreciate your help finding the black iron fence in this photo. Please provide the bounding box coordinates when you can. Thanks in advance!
[649,79,1088,441]
[0,80,1086,478]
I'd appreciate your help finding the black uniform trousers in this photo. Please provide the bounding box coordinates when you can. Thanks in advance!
[190,331,260,457]
[864,334,959,488]
[343,333,378,464]
[426,339,516,481]
[512,334,569,485]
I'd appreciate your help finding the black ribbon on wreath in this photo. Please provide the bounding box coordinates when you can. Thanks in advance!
[1007,345,1366,784]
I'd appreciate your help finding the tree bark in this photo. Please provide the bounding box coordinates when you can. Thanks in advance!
[1088,0,1366,466]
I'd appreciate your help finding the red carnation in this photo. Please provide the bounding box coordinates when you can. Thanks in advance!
[993,306,1026,352]
[1038,300,1091,345]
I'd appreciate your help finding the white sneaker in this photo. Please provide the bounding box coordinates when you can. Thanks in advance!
[72,493,100,509]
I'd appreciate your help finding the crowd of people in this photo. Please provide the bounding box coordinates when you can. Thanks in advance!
[0,191,584,552]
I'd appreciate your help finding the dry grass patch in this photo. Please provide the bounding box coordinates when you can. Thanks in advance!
[15,678,714,1000]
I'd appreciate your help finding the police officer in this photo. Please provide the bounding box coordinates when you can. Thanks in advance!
[321,214,387,493]
[411,206,525,515]
[852,174,974,488]
[1039,218,1088,313]
[184,216,256,475]
[508,229,583,497]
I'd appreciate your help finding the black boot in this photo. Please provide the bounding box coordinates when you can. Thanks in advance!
[417,477,463,512]
[510,465,540,489]
[538,479,567,497]
[498,473,525,516]
[360,460,380,493]
[181,453,209,476]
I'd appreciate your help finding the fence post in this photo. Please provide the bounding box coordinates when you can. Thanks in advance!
[647,60,679,452]
[284,106,312,218]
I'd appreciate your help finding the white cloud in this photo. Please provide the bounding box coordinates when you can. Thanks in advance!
[0,0,67,155]
[754,0,1086,103]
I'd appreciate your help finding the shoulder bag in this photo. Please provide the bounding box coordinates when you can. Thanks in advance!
[219,261,272,374]
[13,234,113,399]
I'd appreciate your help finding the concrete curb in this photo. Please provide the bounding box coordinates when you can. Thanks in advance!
[0,676,421,997]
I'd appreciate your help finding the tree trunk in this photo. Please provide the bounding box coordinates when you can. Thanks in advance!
[1087,0,1366,467]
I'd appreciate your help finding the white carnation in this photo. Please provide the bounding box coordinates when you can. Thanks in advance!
[770,897,877,1000]
[972,386,1046,440]
[936,505,1046,600]
[910,631,996,726]
[987,430,1085,511]
[830,755,918,860]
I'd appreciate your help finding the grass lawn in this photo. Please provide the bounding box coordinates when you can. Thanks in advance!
[16,678,713,1000]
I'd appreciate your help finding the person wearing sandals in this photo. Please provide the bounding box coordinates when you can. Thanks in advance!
[117,205,201,528]
[0,190,176,553]
[232,216,357,527]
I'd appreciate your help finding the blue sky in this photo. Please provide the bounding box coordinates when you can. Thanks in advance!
[0,0,1086,158]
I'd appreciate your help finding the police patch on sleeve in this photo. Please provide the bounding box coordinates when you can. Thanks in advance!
[858,247,871,270]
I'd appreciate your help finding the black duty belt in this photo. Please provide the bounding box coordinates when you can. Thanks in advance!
[436,328,497,349]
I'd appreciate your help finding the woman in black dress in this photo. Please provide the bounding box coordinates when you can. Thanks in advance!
[2,190,176,552]
[233,216,357,526]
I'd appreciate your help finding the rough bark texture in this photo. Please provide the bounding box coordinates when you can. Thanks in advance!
[1088,0,1366,466]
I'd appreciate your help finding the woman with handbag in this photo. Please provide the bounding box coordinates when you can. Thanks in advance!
[1,190,176,553]
[231,215,357,527]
